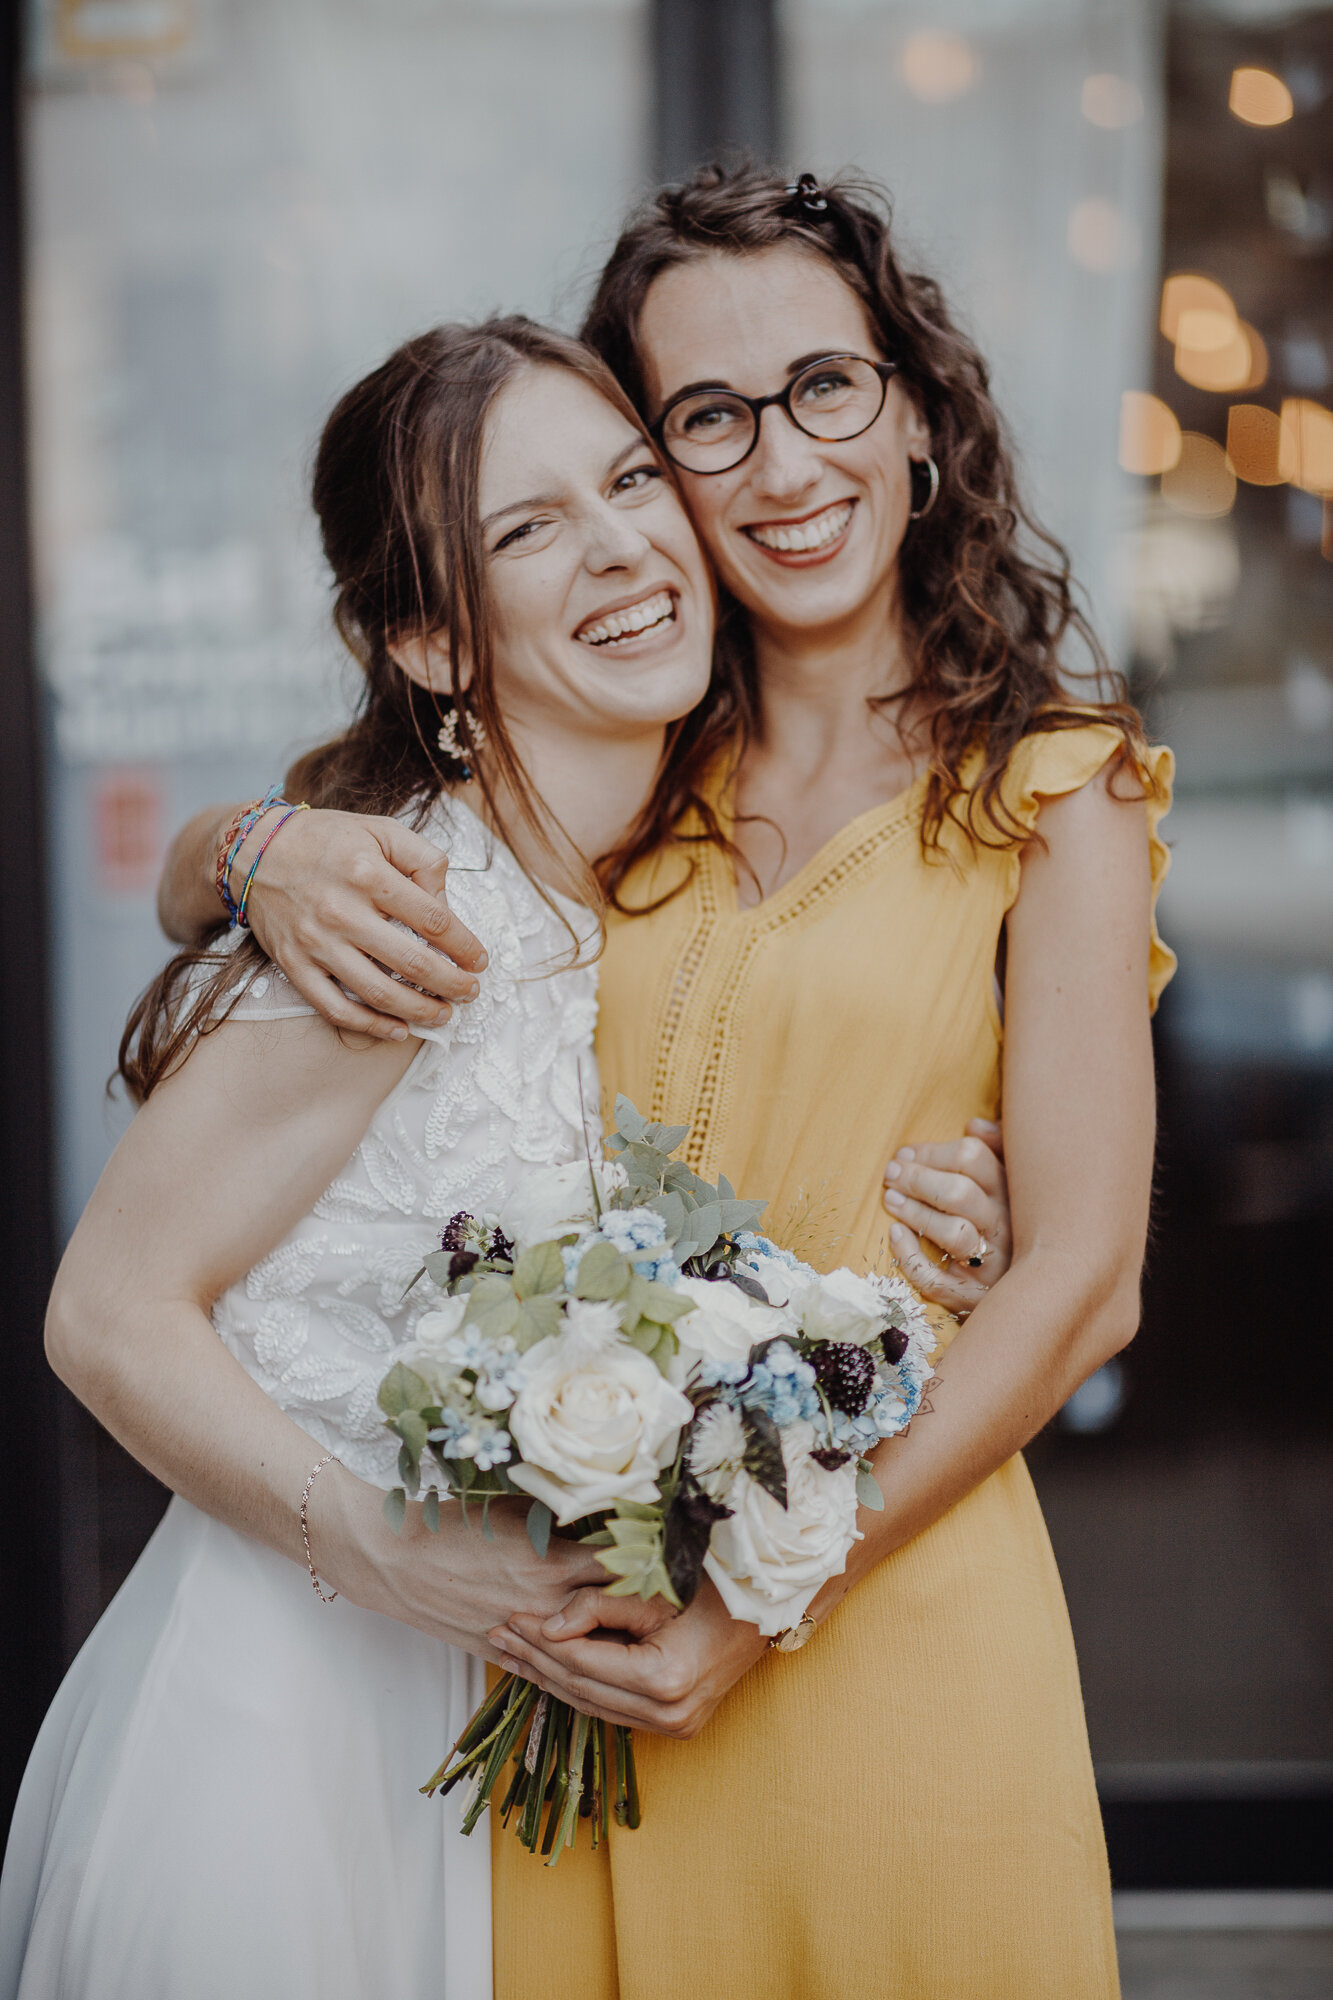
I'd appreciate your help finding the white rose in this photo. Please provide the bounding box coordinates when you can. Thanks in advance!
[704,1421,861,1636]
[673,1275,794,1369]
[507,1323,693,1526]
[497,1160,627,1248]
[794,1267,890,1347]
[411,1295,470,1359]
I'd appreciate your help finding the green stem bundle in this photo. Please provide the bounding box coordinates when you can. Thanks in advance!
[422,1674,641,1865]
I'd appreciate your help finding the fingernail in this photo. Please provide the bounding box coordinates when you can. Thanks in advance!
[433,1007,451,1024]
[467,980,481,999]
[545,1613,566,1634]
[884,1161,901,1183]
[475,951,489,970]
[884,1189,904,1209]
[889,1223,907,1245]
[390,1026,409,1042]
[896,1147,915,1162]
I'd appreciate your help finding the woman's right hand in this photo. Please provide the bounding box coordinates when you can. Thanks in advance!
[325,1479,612,1662]
[241,808,488,1040]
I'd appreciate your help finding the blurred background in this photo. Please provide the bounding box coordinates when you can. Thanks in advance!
[1,0,1330,1987]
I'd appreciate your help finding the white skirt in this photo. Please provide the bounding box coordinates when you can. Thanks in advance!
[0,1497,491,2000]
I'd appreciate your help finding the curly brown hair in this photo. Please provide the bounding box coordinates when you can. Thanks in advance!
[581,162,1152,900]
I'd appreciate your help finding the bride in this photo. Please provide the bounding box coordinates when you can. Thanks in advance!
[0,314,1005,2000]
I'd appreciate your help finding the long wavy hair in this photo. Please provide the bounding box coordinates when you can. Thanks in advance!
[582,162,1151,898]
[120,316,666,1099]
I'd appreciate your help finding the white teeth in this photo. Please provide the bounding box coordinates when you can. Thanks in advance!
[748,503,853,553]
[578,590,675,647]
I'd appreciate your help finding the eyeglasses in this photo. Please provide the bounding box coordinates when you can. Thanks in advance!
[651,354,899,475]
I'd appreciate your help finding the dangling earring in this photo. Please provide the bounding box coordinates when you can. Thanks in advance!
[436,699,486,770]
[908,454,940,520]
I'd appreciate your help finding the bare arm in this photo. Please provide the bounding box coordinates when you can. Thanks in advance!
[47,1009,608,1655]
[158,801,488,1039]
[491,768,1156,1731]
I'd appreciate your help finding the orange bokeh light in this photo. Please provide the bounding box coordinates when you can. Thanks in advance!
[1229,67,1294,127]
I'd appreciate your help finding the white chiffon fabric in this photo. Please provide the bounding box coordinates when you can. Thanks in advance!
[0,799,600,2000]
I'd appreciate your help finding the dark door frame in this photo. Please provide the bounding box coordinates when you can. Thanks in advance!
[652,0,781,180]
[0,6,60,1848]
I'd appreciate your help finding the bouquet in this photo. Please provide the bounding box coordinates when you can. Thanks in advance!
[377,1097,935,1863]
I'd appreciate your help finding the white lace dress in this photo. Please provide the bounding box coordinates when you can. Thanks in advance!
[0,800,599,2000]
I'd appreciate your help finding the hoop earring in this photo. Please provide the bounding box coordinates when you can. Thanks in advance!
[436,699,486,772]
[908,454,940,520]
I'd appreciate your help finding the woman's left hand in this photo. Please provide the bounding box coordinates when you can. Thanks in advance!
[490,1581,769,1739]
[883,1119,1011,1317]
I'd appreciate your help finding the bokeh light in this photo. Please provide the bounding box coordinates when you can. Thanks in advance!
[1120,391,1182,476]
[1160,272,1235,342]
[1068,197,1140,272]
[1278,398,1333,494]
[1226,404,1285,485]
[897,31,977,105]
[1175,318,1267,393]
[1081,73,1144,129]
[1161,432,1237,516]
[1228,66,1294,127]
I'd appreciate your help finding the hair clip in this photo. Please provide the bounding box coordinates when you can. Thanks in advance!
[785,172,830,217]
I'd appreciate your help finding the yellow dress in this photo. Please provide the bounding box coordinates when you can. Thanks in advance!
[493,722,1175,2000]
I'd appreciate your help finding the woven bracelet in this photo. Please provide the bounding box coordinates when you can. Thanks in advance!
[235,801,310,929]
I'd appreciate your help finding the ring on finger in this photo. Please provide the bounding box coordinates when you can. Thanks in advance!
[965,1236,990,1270]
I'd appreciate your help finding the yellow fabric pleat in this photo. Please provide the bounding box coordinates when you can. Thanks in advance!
[493,725,1174,1999]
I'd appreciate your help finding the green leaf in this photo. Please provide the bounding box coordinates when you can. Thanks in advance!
[646,1325,679,1374]
[578,1528,616,1547]
[724,1267,772,1305]
[395,1408,429,1458]
[464,1274,521,1341]
[422,1486,441,1532]
[632,1277,697,1325]
[526,1500,554,1559]
[647,1190,688,1242]
[642,1122,690,1154]
[575,1241,631,1301]
[514,1294,564,1349]
[856,1463,886,1511]
[613,1095,649,1144]
[377,1360,433,1419]
[513,1240,565,1299]
[621,1315,660,1355]
[401,1263,428,1301]
[423,1249,457,1288]
[742,1406,788,1510]
[383,1485,407,1535]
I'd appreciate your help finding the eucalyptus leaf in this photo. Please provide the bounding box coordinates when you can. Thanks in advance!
[377,1360,433,1419]
[643,1122,690,1153]
[526,1500,554,1560]
[395,1409,429,1459]
[856,1464,886,1511]
[397,1442,420,1495]
[422,1487,441,1532]
[383,1485,407,1535]
[613,1095,648,1144]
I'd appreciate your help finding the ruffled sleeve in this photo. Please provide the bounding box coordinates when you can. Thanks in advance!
[999,723,1176,1013]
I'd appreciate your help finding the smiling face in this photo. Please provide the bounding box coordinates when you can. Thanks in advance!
[637,246,930,645]
[472,364,714,744]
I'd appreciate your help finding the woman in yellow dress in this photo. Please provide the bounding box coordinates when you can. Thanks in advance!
[484,167,1173,1999]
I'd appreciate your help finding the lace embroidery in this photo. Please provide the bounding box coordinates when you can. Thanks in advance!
[209,799,600,1486]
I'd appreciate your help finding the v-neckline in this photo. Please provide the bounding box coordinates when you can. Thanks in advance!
[705,764,930,923]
